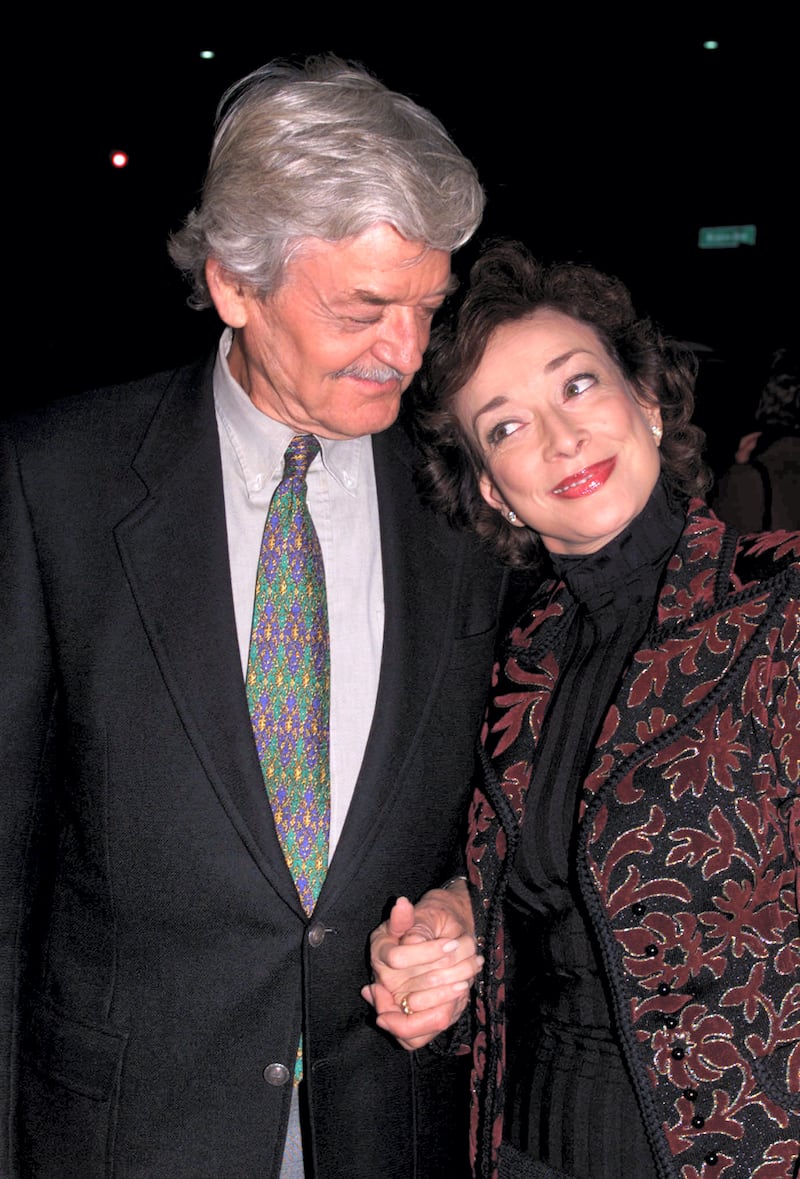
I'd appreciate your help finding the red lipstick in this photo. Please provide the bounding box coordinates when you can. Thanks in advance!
[551,457,616,498]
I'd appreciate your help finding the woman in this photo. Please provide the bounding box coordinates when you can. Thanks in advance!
[366,243,799,1179]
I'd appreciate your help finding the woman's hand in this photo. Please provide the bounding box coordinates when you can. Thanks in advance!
[362,881,482,1051]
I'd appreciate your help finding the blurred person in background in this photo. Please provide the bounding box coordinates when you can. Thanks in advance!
[712,345,799,532]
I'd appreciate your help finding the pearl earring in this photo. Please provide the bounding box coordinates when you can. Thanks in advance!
[507,510,517,524]
[651,424,663,443]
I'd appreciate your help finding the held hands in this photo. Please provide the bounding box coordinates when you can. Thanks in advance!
[362,881,482,1051]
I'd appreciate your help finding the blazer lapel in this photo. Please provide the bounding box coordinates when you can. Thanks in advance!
[114,359,304,913]
[324,424,470,886]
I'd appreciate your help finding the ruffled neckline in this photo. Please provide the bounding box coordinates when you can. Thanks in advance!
[548,481,685,615]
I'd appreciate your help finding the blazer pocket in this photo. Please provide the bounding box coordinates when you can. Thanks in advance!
[448,627,499,674]
[18,996,128,1178]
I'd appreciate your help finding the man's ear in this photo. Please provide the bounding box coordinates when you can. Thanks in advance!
[205,259,250,328]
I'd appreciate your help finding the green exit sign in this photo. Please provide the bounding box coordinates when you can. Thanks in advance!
[698,225,757,249]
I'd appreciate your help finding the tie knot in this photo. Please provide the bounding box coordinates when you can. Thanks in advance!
[283,434,320,482]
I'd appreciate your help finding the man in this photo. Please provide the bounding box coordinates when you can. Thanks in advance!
[1,57,502,1178]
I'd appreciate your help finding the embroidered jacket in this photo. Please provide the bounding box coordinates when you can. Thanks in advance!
[466,504,800,1179]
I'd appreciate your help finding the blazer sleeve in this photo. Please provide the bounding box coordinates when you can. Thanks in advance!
[0,422,59,1175]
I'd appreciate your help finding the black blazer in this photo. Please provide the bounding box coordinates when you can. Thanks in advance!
[1,359,503,1179]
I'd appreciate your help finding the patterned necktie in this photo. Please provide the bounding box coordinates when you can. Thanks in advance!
[246,434,330,917]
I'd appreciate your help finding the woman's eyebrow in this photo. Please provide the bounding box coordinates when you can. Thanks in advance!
[544,347,594,373]
[472,395,509,430]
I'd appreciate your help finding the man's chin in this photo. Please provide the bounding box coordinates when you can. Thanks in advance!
[317,395,403,440]
[352,402,403,438]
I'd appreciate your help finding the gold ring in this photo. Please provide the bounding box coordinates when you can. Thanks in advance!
[399,995,414,1017]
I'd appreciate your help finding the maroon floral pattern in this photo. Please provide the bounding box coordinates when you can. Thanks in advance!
[466,505,800,1179]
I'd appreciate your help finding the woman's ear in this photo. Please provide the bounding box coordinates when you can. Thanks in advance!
[634,385,663,445]
[479,472,523,526]
[478,471,505,513]
[647,403,663,445]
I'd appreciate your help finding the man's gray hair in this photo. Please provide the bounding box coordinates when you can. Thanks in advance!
[169,56,485,308]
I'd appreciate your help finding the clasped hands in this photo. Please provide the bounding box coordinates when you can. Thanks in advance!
[361,881,482,1051]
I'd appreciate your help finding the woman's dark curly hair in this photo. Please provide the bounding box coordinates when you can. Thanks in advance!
[412,241,710,568]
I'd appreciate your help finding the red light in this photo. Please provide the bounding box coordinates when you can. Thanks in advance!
[110,150,129,169]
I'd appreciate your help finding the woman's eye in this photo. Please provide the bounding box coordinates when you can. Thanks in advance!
[486,420,519,445]
[564,374,595,399]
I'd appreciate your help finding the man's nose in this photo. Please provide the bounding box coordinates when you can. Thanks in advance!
[373,307,428,375]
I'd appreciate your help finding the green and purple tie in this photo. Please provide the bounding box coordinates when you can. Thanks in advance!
[246,434,330,918]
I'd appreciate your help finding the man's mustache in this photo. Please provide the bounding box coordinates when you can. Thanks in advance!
[334,363,405,383]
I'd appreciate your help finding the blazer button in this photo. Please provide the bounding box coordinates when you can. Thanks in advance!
[263,1063,291,1086]
[308,922,327,947]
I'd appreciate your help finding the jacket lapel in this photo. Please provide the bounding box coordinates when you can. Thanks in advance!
[114,359,304,913]
[480,580,571,828]
[323,424,471,890]
[581,504,782,812]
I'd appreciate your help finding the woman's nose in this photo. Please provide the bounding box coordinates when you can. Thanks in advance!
[540,408,589,460]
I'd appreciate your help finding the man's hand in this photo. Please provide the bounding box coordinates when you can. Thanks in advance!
[362,882,481,1051]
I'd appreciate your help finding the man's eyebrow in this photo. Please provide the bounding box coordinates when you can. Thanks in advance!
[348,292,394,307]
[344,279,457,306]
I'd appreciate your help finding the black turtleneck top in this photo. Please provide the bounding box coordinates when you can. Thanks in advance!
[502,483,685,1179]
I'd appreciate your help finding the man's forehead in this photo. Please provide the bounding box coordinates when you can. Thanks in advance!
[286,225,453,302]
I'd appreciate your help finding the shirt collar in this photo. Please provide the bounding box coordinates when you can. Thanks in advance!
[213,328,367,499]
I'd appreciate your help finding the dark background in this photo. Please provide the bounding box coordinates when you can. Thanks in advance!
[26,19,797,473]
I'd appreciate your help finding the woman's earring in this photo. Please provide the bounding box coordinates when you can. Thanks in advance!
[507,509,517,524]
[651,423,663,443]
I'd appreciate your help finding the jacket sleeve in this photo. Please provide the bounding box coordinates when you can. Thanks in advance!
[0,423,58,1176]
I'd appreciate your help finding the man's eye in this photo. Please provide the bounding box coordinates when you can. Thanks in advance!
[564,374,595,399]
[486,420,519,445]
